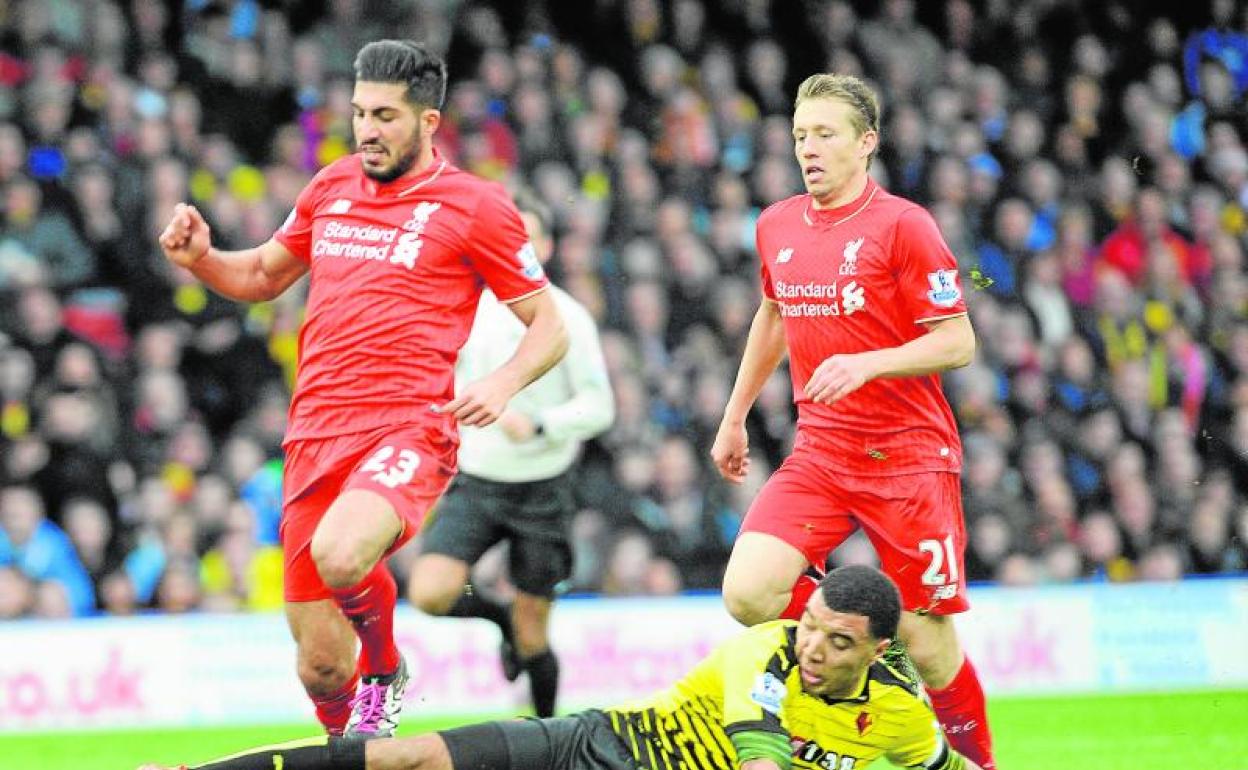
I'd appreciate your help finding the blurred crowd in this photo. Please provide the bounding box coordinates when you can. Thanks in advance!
[1,0,1247,619]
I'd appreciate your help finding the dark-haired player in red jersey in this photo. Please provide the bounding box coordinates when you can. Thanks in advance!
[158,40,568,739]
[711,73,996,770]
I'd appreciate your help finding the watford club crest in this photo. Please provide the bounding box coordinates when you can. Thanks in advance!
[855,711,874,737]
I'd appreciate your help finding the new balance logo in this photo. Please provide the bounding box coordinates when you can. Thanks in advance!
[328,199,353,214]
[777,247,794,264]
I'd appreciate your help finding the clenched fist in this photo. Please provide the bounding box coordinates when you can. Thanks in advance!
[158,202,212,269]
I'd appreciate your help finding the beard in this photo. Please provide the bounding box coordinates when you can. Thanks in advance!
[360,135,423,183]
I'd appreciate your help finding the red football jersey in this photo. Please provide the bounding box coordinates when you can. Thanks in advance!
[756,178,967,475]
[274,150,548,441]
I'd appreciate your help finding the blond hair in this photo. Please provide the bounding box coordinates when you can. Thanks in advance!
[795,74,881,165]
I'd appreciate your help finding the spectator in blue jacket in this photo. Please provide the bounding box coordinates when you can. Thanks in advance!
[0,484,96,615]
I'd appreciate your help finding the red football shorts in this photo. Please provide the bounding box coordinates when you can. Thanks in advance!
[280,420,458,602]
[741,433,970,614]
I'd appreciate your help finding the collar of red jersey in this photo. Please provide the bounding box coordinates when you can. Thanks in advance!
[366,147,449,197]
[802,178,879,228]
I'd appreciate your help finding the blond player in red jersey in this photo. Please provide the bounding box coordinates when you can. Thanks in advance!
[711,74,996,769]
[158,40,568,739]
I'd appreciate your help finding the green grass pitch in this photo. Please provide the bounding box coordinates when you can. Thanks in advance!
[3,690,1246,770]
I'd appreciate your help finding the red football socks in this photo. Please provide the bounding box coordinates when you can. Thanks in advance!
[311,674,357,735]
[926,656,995,769]
[779,572,820,620]
[330,562,401,677]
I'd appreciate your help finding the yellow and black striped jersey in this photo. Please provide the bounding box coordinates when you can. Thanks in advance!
[603,620,954,770]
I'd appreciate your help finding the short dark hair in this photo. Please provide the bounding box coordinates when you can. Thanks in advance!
[353,40,447,109]
[818,565,901,641]
[511,186,553,235]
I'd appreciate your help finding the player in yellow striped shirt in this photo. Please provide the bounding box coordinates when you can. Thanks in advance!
[139,566,981,770]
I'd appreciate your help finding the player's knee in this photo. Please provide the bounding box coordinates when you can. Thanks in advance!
[408,583,458,615]
[407,555,469,614]
[899,612,962,687]
[316,558,368,590]
[722,585,779,626]
[297,650,355,695]
[311,543,369,589]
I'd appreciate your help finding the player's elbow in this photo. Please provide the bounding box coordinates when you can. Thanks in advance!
[943,322,976,370]
[549,321,571,364]
[213,284,279,305]
[246,283,284,303]
[254,268,302,302]
[950,332,975,369]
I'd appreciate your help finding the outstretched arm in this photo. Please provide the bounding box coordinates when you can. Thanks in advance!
[158,202,308,303]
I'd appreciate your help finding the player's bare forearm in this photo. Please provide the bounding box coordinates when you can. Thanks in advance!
[190,240,308,303]
[496,288,570,394]
[160,204,306,303]
[859,314,975,381]
[440,292,566,426]
[722,299,787,425]
[806,315,973,404]
[186,247,269,302]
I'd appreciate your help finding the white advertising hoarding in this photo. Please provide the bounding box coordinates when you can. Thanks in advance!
[0,579,1245,732]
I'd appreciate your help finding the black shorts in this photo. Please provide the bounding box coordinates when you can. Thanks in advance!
[421,471,575,597]
[440,711,638,770]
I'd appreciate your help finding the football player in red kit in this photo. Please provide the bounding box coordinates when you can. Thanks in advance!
[711,73,995,770]
[158,40,567,739]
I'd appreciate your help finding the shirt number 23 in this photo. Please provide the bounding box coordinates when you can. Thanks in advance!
[360,445,421,488]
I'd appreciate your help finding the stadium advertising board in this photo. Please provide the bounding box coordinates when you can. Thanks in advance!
[1,579,1245,732]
